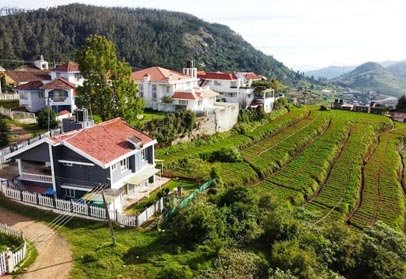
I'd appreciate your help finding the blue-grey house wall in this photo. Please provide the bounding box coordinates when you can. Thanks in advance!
[12,142,50,162]
[110,153,137,185]
[52,146,110,197]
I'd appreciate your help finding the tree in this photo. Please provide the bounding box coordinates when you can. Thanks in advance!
[396,95,406,110]
[76,34,144,122]
[271,79,283,95]
[37,108,57,129]
[0,117,10,147]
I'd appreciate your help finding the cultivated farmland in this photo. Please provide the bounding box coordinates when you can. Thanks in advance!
[158,107,406,232]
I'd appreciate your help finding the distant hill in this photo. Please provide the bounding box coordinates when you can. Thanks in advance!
[332,62,406,97]
[387,61,406,78]
[305,66,355,80]
[0,4,305,85]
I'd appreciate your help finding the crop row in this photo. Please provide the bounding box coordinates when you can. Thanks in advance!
[157,107,310,165]
[261,111,352,203]
[349,126,406,230]
[242,110,332,177]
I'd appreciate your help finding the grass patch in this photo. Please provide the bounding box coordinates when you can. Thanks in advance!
[0,196,214,279]
[0,100,19,109]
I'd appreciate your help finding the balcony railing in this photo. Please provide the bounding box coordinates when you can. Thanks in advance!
[20,173,53,183]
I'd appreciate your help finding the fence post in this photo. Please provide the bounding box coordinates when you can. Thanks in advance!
[6,249,14,273]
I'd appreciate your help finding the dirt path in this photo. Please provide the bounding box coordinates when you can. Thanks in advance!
[0,206,72,279]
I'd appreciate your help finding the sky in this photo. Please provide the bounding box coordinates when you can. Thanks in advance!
[1,0,406,71]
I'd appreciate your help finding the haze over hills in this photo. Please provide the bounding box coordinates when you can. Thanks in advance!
[0,4,305,85]
[305,66,356,80]
[332,62,406,97]
[387,61,406,78]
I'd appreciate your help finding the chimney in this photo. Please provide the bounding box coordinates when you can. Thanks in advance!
[143,73,151,82]
[183,60,197,79]
[33,55,48,70]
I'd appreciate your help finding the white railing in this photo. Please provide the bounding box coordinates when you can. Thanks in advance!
[0,184,164,228]
[0,223,26,276]
[0,93,19,100]
[20,173,53,183]
[0,106,36,124]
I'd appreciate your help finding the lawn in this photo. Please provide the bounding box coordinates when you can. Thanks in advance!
[0,196,214,279]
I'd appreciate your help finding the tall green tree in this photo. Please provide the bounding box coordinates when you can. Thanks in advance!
[76,34,143,122]
[396,95,406,110]
[0,117,10,147]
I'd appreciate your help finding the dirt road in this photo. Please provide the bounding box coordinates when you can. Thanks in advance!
[0,206,72,279]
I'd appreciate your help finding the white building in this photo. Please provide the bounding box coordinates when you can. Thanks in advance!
[49,61,84,87]
[250,88,277,113]
[131,64,219,113]
[198,71,261,108]
[14,61,81,113]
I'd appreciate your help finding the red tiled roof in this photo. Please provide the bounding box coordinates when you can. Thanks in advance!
[172,89,219,100]
[51,61,80,72]
[5,70,51,83]
[172,91,200,100]
[14,80,44,91]
[242,72,260,80]
[50,118,154,166]
[132,66,192,82]
[197,71,237,80]
[41,78,76,90]
[58,110,71,116]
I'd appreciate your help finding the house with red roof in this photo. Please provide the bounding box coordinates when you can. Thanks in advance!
[132,61,219,112]
[198,71,260,108]
[13,60,82,113]
[4,118,158,213]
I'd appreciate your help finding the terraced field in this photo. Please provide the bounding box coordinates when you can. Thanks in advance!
[158,107,406,232]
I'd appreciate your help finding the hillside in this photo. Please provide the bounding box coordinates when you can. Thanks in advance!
[388,61,406,78]
[0,4,304,85]
[305,65,355,80]
[332,62,406,97]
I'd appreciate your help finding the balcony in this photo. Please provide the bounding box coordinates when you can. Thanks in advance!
[20,172,53,183]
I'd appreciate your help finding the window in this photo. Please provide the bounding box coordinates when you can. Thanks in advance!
[179,100,188,105]
[138,84,143,97]
[111,163,117,171]
[20,92,28,100]
[74,73,82,80]
[49,89,69,102]
[65,188,75,198]
[166,86,170,93]
[38,91,44,98]
[198,100,202,106]
[230,81,237,87]
[120,158,129,172]
[214,81,222,86]
[56,72,61,79]
[152,84,157,99]
[141,149,146,160]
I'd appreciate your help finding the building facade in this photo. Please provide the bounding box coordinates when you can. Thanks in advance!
[5,118,158,213]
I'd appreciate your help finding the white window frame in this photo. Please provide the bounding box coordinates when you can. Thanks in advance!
[179,100,188,105]
[65,188,75,198]
[111,163,117,171]
[120,158,129,172]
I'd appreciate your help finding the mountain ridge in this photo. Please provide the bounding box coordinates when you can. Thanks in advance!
[0,4,305,85]
[332,61,406,97]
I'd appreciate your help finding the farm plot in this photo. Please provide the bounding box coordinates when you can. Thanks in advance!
[242,111,332,177]
[260,111,351,202]
[349,127,406,230]
[157,107,310,165]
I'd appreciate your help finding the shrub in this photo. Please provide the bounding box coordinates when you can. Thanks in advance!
[0,117,10,147]
[37,108,58,129]
[200,147,242,163]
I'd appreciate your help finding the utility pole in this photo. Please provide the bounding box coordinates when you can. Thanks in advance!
[101,190,116,246]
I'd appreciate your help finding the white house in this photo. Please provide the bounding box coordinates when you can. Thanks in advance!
[14,61,82,113]
[250,87,277,113]
[131,63,219,113]
[198,71,260,108]
[49,61,84,87]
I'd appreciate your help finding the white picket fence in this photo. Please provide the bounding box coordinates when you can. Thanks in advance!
[1,186,164,228]
[0,223,27,276]
[0,93,19,100]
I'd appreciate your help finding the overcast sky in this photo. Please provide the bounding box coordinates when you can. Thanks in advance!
[2,0,406,71]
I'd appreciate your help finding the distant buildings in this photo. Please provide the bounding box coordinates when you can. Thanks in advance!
[11,59,83,113]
